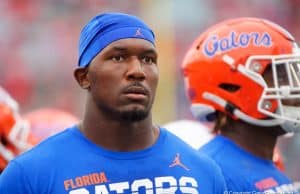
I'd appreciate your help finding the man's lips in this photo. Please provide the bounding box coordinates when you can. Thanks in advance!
[122,85,149,100]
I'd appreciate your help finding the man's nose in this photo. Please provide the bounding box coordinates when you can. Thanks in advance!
[126,57,146,80]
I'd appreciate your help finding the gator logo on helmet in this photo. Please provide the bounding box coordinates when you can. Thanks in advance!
[203,31,272,57]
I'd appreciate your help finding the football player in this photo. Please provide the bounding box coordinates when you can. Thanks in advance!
[182,17,300,193]
[0,12,227,194]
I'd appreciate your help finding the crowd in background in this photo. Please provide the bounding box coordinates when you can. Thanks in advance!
[1,0,300,180]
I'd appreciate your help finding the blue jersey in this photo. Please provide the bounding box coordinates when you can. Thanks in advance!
[0,126,226,194]
[199,135,299,193]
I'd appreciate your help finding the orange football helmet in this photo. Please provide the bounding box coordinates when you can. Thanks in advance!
[24,108,79,141]
[182,17,300,132]
[0,87,36,171]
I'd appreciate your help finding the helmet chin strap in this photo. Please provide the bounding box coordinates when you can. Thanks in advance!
[202,92,283,127]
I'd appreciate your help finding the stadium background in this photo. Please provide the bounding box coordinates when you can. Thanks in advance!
[0,0,299,180]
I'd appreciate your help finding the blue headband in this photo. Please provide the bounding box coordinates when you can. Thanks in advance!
[78,12,156,67]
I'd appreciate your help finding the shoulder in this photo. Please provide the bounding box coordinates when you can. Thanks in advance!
[0,160,32,193]
[200,135,249,171]
[11,126,77,168]
[163,127,224,174]
[199,135,240,161]
[161,128,227,193]
[162,127,199,154]
[0,126,78,193]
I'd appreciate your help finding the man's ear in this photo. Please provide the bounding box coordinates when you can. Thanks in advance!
[74,67,90,89]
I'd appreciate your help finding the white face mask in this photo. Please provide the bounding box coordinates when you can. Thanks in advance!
[238,53,300,132]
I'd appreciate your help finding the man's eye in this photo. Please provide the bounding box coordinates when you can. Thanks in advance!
[112,56,124,62]
[142,56,155,64]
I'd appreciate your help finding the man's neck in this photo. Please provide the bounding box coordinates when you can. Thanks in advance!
[79,109,159,152]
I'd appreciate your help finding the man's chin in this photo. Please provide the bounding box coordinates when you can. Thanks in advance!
[119,108,149,122]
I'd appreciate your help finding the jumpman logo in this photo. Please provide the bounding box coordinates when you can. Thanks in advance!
[169,153,190,171]
[134,28,144,37]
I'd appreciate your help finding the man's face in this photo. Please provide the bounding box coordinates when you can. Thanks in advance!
[86,38,158,121]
